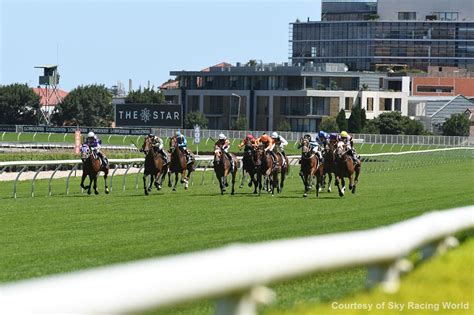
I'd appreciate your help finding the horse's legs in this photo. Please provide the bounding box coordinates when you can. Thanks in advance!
[272,172,278,195]
[93,175,99,195]
[335,176,344,197]
[220,175,226,194]
[239,168,245,189]
[167,171,172,188]
[103,169,109,194]
[327,173,333,193]
[149,174,155,192]
[352,166,360,194]
[173,172,178,191]
[257,172,262,195]
[80,172,88,190]
[231,170,236,195]
[182,170,189,190]
[143,174,149,195]
[280,167,286,193]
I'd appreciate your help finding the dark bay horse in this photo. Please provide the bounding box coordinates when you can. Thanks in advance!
[334,142,361,197]
[253,146,278,195]
[167,136,194,191]
[213,145,239,195]
[80,144,109,195]
[142,138,168,195]
[273,147,290,194]
[240,144,258,193]
[298,138,323,198]
[322,141,337,193]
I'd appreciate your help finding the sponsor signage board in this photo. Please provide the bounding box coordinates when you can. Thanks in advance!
[115,104,182,128]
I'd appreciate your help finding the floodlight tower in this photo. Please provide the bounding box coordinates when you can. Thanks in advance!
[34,64,62,124]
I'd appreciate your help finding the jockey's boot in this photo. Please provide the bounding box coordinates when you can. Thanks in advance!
[160,150,169,164]
[280,152,286,167]
[270,152,278,170]
[225,152,234,171]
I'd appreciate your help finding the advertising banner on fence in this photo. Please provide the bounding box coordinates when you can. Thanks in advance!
[17,125,151,135]
[74,130,81,154]
[115,104,182,128]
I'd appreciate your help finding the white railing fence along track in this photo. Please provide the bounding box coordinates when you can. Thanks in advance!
[0,147,472,198]
[0,206,472,315]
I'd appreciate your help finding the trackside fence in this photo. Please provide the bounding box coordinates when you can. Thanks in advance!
[1,147,472,198]
[0,206,472,315]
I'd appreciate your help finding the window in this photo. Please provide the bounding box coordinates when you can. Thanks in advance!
[394,98,402,111]
[398,12,416,21]
[434,12,459,21]
[367,97,374,112]
[417,86,454,93]
[379,98,392,111]
[345,97,353,110]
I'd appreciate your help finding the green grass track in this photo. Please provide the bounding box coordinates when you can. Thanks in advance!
[0,155,472,314]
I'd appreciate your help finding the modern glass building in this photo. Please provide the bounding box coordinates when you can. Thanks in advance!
[165,63,408,132]
[291,0,474,71]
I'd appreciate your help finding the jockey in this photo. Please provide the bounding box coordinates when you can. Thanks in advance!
[339,131,360,165]
[84,131,108,167]
[142,133,168,164]
[238,134,256,150]
[329,132,339,146]
[175,131,192,164]
[304,133,323,162]
[316,130,330,149]
[215,133,235,171]
[271,131,288,167]
[256,133,277,169]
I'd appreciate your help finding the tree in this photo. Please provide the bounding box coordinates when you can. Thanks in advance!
[246,60,258,67]
[53,85,113,127]
[375,112,404,134]
[360,108,367,130]
[0,83,40,124]
[319,117,339,132]
[276,119,291,131]
[125,87,164,104]
[402,118,425,135]
[361,120,379,134]
[231,117,248,130]
[348,105,362,133]
[336,109,348,131]
[442,113,470,136]
[184,111,208,129]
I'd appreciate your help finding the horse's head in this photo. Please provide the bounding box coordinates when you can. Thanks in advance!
[300,138,312,156]
[143,137,153,154]
[214,145,223,163]
[253,145,264,167]
[335,141,347,160]
[169,136,177,152]
[80,144,91,161]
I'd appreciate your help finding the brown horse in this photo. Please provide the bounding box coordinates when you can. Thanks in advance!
[334,142,361,197]
[273,147,290,194]
[167,136,194,191]
[253,145,278,195]
[80,144,109,195]
[298,138,323,198]
[213,145,239,195]
[239,142,258,192]
[141,138,169,195]
[322,141,337,193]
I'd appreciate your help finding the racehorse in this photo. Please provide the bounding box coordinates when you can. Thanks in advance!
[253,145,278,195]
[273,146,290,194]
[334,142,361,197]
[298,137,323,198]
[213,145,239,195]
[239,142,258,193]
[80,144,109,195]
[322,141,337,193]
[167,136,194,191]
[141,137,168,195]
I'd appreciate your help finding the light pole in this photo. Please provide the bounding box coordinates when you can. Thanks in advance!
[231,93,242,118]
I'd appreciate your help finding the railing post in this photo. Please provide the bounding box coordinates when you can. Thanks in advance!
[31,165,45,197]
[215,286,275,315]
[109,165,120,191]
[48,164,62,196]
[66,164,79,195]
[122,163,133,192]
[135,165,144,189]
[13,166,27,198]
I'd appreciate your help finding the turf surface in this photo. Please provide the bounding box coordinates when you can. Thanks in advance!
[0,152,472,314]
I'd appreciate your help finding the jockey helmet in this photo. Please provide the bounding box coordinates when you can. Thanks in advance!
[319,131,327,138]
[246,134,254,140]
[218,133,226,140]
[304,134,312,140]
[87,131,95,138]
[148,133,155,138]
[271,132,279,139]
[260,134,270,142]
[176,131,181,137]
[340,131,349,138]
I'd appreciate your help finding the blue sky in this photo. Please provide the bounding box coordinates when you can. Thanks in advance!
[1,0,321,91]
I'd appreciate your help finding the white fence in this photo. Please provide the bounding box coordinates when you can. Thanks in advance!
[1,147,472,198]
[0,206,472,315]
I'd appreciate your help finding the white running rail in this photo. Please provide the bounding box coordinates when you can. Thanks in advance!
[0,206,472,315]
